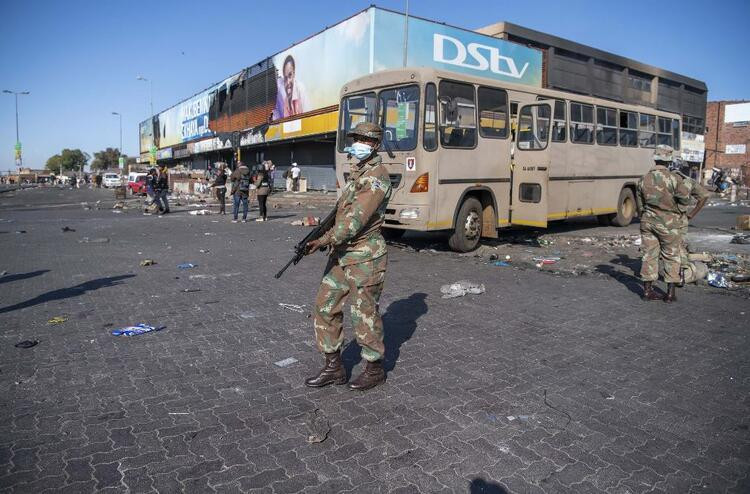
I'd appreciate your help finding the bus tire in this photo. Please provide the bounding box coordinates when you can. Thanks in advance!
[382,227,405,241]
[448,197,482,252]
[611,188,636,227]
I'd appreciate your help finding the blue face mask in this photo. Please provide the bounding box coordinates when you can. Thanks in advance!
[344,142,373,160]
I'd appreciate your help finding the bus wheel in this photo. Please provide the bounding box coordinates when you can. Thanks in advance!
[611,188,636,227]
[448,197,482,252]
[382,228,405,241]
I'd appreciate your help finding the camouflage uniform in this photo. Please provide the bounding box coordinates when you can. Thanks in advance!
[637,157,691,283]
[313,154,392,362]
[676,175,710,267]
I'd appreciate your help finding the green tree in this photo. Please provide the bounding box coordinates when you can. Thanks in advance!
[91,147,123,170]
[45,148,90,173]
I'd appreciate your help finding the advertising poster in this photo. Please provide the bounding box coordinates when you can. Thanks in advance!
[139,119,154,155]
[373,9,542,87]
[681,132,705,162]
[270,10,372,120]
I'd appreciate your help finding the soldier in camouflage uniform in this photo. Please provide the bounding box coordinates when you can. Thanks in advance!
[304,122,392,391]
[636,145,691,302]
[670,160,709,274]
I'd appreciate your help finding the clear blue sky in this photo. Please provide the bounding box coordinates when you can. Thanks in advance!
[1,0,748,172]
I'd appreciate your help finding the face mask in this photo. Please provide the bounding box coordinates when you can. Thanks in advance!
[345,142,373,160]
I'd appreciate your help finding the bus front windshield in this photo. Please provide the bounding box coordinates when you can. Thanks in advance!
[338,92,376,152]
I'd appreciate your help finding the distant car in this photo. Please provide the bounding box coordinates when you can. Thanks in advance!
[103,173,121,188]
[128,175,149,195]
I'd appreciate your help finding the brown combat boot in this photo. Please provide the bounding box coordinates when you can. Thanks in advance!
[304,350,347,388]
[663,283,677,303]
[348,360,385,391]
[642,281,663,301]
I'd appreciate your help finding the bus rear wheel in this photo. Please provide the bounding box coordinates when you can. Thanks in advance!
[611,188,636,227]
[448,197,482,252]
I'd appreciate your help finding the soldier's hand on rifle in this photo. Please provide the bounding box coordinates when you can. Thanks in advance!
[305,239,324,255]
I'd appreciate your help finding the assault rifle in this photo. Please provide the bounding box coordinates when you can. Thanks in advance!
[274,203,338,279]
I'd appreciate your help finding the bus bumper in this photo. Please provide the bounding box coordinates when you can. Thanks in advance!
[384,204,431,231]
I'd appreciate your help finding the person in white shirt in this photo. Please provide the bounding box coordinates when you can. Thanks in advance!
[290,163,301,192]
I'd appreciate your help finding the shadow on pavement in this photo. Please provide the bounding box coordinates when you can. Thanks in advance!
[468,478,509,493]
[342,292,428,375]
[0,270,50,285]
[595,255,651,298]
[0,274,135,314]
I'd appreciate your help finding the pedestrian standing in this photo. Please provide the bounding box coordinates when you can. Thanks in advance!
[254,167,270,222]
[153,165,170,215]
[304,122,392,391]
[290,162,301,192]
[671,160,709,278]
[144,168,158,213]
[211,164,228,215]
[230,162,251,223]
[266,160,276,194]
[636,145,691,302]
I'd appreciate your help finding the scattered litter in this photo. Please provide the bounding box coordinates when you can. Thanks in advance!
[274,357,299,368]
[181,288,201,292]
[532,257,561,265]
[14,230,26,234]
[737,215,750,231]
[633,237,642,246]
[81,202,91,210]
[204,232,216,236]
[305,409,330,444]
[707,272,731,289]
[61,226,75,232]
[0,271,7,277]
[47,316,68,325]
[517,415,530,423]
[140,259,156,266]
[189,209,212,216]
[493,261,511,267]
[79,237,110,244]
[732,274,750,283]
[15,340,38,349]
[113,201,125,209]
[239,311,257,319]
[177,263,197,269]
[189,274,216,280]
[279,303,305,313]
[731,234,750,245]
[440,280,485,299]
[199,249,210,254]
[111,324,165,336]
[290,220,304,226]
[168,412,191,415]
[507,416,516,421]
[112,210,122,214]
[581,237,593,243]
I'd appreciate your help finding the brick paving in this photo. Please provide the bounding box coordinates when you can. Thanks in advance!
[0,187,748,493]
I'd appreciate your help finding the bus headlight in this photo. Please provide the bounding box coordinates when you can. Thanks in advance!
[399,208,420,219]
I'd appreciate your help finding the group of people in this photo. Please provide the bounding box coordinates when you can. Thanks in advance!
[143,166,170,215]
[211,160,275,222]
[637,144,708,302]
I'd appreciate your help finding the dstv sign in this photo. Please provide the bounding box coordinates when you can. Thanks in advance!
[373,8,543,87]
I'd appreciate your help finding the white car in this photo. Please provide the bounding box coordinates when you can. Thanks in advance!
[103,173,121,188]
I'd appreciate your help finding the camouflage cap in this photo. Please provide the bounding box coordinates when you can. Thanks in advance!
[653,144,674,162]
[347,122,383,142]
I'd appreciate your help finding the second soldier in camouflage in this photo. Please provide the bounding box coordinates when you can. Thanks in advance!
[304,122,392,391]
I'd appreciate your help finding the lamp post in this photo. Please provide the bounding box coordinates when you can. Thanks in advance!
[136,76,153,118]
[112,111,125,174]
[2,89,30,171]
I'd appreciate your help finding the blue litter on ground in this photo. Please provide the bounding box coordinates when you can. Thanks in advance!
[493,261,511,267]
[111,324,165,336]
[177,263,197,269]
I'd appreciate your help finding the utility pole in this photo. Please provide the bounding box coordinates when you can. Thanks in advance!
[112,112,125,175]
[3,89,30,171]
[402,0,409,67]
[136,76,154,118]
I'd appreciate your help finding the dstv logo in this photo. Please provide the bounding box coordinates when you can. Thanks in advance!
[433,34,530,79]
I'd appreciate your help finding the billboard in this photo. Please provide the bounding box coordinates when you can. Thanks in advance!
[724,102,750,123]
[681,132,705,162]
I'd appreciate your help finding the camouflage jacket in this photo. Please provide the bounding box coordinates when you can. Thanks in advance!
[677,175,710,217]
[637,164,691,226]
[320,154,392,265]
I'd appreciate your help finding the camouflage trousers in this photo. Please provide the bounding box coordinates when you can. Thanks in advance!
[640,221,682,283]
[678,221,690,267]
[312,255,387,362]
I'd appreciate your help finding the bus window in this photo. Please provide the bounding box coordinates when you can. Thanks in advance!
[552,100,566,142]
[517,104,549,151]
[478,87,508,138]
[338,92,376,152]
[570,102,594,144]
[596,107,617,146]
[639,113,656,148]
[619,110,638,147]
[379,85,420,151]
[657,117,673,147]
[672,119,681,150]
[424,83,437,151]
[439,80,476,148]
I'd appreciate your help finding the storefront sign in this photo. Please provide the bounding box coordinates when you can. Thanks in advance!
[726,144,747,155]
[681,132,705,162]
[157,148,173,160]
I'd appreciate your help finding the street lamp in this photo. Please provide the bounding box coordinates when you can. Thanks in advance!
[112,112,124,173]
[3,89,30,170]
[136,76,153,118]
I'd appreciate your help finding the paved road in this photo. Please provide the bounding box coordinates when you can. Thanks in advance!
[0,188,748,493]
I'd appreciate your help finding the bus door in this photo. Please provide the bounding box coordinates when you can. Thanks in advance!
[510,102,552,228]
